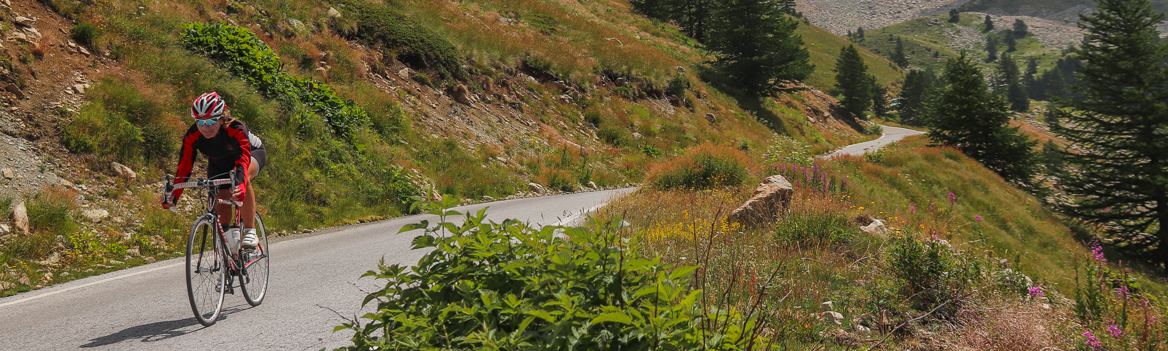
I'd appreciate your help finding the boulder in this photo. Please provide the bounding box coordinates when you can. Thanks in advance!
[1,168,13,179]
[587,181,598,190]
[705,113,717,124]
[81,209,109,222]
[728,175,793,226]
[72,84,87,94]
[111,162,136,180]
[820,301,834,312]
[528,182,546,195]
[13,16,34,27]
[327,7,341,18]
[39,252,59,266]
[4,83,25,100]
[0,223,10,234]
[451,84,473,105]
[821,311,844,325]
[860,219,887,236]
[11,202,29,234]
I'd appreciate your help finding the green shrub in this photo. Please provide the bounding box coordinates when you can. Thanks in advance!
[71,22,99,50]
[339,204,761,350]
[764,135,812,166]
[16,188,79,259]
[774,212,856,247]
[647,143,751,190]
[889,236,984,317]
[339,1,466,82]
[63,101,144,163]
[597,126,629,147]
[181,22,370,141]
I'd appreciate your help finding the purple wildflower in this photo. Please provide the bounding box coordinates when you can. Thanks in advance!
[1107,324,1123,338]
[1029,286,1044,298]
[975,215,983,222]
[948,191,956,205]
[930,202,936,212]
[1083,330,1101,348]
[1092,245,1107,263]
[909,204,916,214]
[1116,286,1130,299]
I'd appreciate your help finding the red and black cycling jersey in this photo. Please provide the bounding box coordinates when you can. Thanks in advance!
[169,119,260,201]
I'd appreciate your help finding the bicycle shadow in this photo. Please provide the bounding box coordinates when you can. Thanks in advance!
[80,306,246,348]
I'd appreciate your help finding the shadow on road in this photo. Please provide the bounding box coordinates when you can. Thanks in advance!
[80,306,245,348]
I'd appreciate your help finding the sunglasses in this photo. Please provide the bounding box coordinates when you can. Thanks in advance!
[195,117,221,127]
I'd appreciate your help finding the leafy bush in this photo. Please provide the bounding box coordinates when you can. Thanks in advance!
[764,135,812,166]
[181,22,370,141]
[62,101,144,163]
[71,22,99,50]
[597,126,629,147]
[339,0,466,82]
[646,143,751,190]
[340,203,760,350]
[889,236,984,317]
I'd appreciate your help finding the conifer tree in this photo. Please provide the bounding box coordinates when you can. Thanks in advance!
[994,53,1021,91]
[1054,0,1168,260]
[1004,29,1017,52]
[986,36,998,61]
[708,0,813,96]
[893,37,909,68]
[871,81,888,118]
[984,15,994,32]
[834,45,874,118]
[949,9,961,23]
[930,53,1035,180]
[1013,19,1028,37]
[898,69,936,126]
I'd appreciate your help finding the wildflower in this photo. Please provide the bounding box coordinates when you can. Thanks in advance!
[1116,286,1129,299]
[931,235,938,240]
[975,215,983,222]
[1107,324,1123,338]
[1092,245,1107,263]
[930,202,936,212]
[858,206,865,210]
[1029,286,1044,298]
[1083,330,1101,348]
[948,191,956,205]
[909,204,915,214]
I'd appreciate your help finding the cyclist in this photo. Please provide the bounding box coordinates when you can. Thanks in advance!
[163,92,266,249]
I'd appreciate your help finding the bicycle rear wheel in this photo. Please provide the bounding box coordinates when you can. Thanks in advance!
[241,213,269,306]
[186,217,226,327]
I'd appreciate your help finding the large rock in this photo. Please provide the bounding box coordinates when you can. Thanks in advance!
[450,84,473,105]
[11,202,29,234]
[1,168,13,179]
[728,175,793,226]
[13,16,34,27]
[860,219,887,236]
[528,182,546,195]
[111,162,136,180]
[821,311,844,325]
[327,7,341,18]
[82,209,109,222]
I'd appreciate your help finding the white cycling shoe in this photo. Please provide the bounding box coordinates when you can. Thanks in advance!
[241,228,259,249]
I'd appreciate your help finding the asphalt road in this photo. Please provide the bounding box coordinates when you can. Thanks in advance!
[818,125,926,158]
[0,188,633,350]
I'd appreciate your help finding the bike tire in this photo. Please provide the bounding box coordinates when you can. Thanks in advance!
[241,213,269,306]
[186,217,226,327]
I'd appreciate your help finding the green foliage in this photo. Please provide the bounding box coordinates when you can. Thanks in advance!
[897,68,937,126]
[833,45,874,119]
[180,22,370,141]
[71,22,99,50]
[649,149,750,190]
[339,0,466,82]
[892,37,908,68]
[929,53,1035,181]
[773,212,856,246]
[890,235,984,316]
[763,135,812,166]
[62,78,178,166]
[597,127,630,147]
[1054,0,1168,256]
[340,206,759,350]
[707,0,813,96]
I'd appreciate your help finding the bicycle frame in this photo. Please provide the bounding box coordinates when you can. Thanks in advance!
[166,171,265,275]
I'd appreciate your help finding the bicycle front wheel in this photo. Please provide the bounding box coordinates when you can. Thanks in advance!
[186,217,226,327]
[241,213,269,306]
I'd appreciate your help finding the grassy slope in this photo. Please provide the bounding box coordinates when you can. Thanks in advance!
[0,0,874,295]
[601,135,1167,348]
[798,21,904,92]
[862,13,1064,74]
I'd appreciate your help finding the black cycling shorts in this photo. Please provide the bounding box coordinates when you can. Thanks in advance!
[208,146,266,190]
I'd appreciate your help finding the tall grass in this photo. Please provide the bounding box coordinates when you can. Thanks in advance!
[645,143,753,190]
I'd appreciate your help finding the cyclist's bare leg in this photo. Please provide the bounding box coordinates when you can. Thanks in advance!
[241,162,258,229]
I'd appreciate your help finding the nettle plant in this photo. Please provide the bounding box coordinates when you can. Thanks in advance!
[339,198,764,350]
[180,22,370,141]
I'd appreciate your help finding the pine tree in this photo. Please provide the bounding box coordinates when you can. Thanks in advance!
[1007,81,1029,112]
[1054,0,1168,260]
[678,0,714,42]
[707,0,813,96]
[834,45,874,119]
[871,81,888,118]
[898,69,936,126]
[856,27,865,42]
[984,15,994,32]
[930,53,1035,180]
[1013,19,1028,37]
[1004,29,1017,52]
[994,52,1021,91]
[893,37,909,68]
[949,9,961,23]
[1023,57,1039,90]
[986,36,998,61]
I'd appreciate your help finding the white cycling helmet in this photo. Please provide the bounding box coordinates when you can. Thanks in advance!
[191,92,226,120]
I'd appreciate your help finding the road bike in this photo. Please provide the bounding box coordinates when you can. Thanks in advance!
[163,170,269,326]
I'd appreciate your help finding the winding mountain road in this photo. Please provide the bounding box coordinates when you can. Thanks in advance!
[0,125,923,350]
[0,189,632,350]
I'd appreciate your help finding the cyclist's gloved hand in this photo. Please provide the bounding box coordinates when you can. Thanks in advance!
[232,164,247,201]
[161,194,176,209]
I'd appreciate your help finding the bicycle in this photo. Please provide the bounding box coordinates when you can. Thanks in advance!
[163,170,269,327]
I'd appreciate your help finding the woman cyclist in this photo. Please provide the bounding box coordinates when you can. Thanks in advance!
[162,92,267,249]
